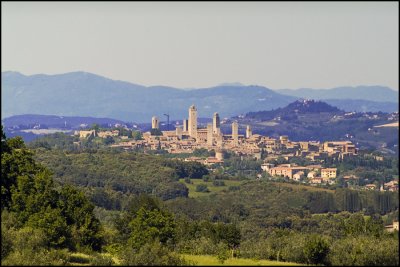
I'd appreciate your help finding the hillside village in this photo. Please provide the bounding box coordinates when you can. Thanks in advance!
[76,104,398,192]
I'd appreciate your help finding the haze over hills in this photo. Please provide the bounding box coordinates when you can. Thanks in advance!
[2,71,398,122]
[321,99,398,113]
[1,114,127,129]
[244,99,342,121]
[277,86,398,102]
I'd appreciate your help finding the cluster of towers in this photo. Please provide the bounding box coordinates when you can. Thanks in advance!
[151,104,252,147]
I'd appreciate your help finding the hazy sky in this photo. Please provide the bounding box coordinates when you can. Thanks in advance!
[2,2,398,90]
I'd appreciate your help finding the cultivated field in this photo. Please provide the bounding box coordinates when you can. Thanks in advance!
[179,178,243,198]
[181,254,303,266]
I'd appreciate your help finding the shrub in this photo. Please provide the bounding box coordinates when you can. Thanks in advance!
[328,236,399,266]
[303,234,330,265]
[195,184,210,193]
[213,180,225,186]
[228,186,240,191]
[121,241,188,266]
[176,237,219,255]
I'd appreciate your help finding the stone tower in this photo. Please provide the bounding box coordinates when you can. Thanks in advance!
[213,112,221,134]
[188,105,197,139]
[246,125,252,138]
[216,132,223,147]
[176,126,183,140]
[151,116,159,129]
[207,123,213,146]
[183,119,189,132]
[232,121,238,146]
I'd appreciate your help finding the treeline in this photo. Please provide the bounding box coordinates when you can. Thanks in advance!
[165,188,398,266]
[3,128,399,266]
[1,127,191,265]
[245,100,340,121]
[32,148,211,202]
[164,181,398,228]
[325,152,398,186]
[1,127,105,265]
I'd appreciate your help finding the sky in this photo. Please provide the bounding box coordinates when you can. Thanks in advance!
[2,2,398,90]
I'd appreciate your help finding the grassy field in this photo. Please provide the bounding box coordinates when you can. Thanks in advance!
[181,254,303,266]
[68,252,118,266]
[270,181,334,193]
[68,253,92,266]
[179,178,243,198]
[257,121,280,126]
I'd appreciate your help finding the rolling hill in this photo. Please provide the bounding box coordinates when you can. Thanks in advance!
[3,71,399,123]
[1,71,296,122]
[277,86,398,103]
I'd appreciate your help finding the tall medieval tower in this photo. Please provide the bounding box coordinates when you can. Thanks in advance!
[213,112,221,134]
[188,105,198,139]
[246,125,252,138]
[232,121,238,146]
[151,116,159,129]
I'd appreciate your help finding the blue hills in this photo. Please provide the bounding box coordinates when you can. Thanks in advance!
[2,71,398,123]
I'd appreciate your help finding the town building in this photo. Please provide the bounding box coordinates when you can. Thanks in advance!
[151,116,160,129]
[321,168,337,178]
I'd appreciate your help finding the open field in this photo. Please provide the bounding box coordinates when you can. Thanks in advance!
[256,121,280,126]
[20,128,72,134]
[68,253,92,266]
[373,122,399,128]
[270,181,335,193]
[181,254,303,266]
[179,178,243,198]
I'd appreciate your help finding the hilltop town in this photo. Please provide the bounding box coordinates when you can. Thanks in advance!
[75,105,398,192]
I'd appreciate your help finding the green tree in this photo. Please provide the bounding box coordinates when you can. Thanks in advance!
[150,128,163,136]
[195,184,209,193]
[121,240,188,266]
[90,123,100,132]
[303,234,330,265]
[58,185,103,250]
[217,242,229,263]
[1,134,43,210]
[128,207,176,249]
[1,128,103,251]
[26,207,70,248]
[344,213,366,236]
[104,136,115,145]
[132,131,143,140]
[214,223,241,250]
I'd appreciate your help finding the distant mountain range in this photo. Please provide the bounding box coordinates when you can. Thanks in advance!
[277,86,398,102]
[2,71,398,122]
[1,114,127,129]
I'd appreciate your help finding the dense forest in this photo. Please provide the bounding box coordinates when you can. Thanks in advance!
[1,129,399,266]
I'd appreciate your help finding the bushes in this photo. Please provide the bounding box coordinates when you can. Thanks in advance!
[240,232,398,266]
[2,249,71,266]
[303,234,330,265]
[239,239,275,260]
[33,149,192,200]
[127,207,176,249]
[213,180,225,187]
[328,236,399,266]
[121,241,188,266]
[176,237,221,255]
[228,185,240,191]
[1,131,104,252]
[195,184,210,193]
[1,224,71,266]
